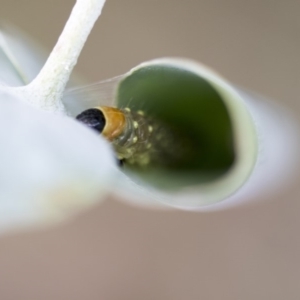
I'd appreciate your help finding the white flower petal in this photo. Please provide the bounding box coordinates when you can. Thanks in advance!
[0,91,115,233]
[0,25,47,85]
[73,58,299,210]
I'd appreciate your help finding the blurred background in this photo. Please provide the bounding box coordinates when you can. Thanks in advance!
[0,0,300,299]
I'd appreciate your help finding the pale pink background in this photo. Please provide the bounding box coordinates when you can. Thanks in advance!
[0,1,299,299]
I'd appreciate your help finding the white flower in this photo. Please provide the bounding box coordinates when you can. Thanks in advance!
[0,0,115,233]
[0,0,298,235]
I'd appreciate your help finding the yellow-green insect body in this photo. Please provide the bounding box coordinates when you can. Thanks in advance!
[76,105,197,169]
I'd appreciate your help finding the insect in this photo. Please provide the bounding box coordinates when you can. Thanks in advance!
[75,105,194,168]
[66,76,198,170]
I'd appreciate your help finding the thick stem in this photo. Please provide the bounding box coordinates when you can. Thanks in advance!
[15,0,106,114]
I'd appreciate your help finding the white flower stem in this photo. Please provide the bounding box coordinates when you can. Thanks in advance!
[15,0,106,114]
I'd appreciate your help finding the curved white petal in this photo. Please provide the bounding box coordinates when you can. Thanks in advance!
[0,91,115,233]
[0,25,47,85]
[70,58,299,210]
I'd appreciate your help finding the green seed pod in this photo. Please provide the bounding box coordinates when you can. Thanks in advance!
[66,58,298,209]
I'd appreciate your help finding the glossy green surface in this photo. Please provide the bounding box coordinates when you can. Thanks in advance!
[116,65,235,188]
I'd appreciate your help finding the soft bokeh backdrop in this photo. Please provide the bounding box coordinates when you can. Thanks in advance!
[0,1,299,299]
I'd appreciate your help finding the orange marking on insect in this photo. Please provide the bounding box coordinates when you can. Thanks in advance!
[95,106,126,141]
